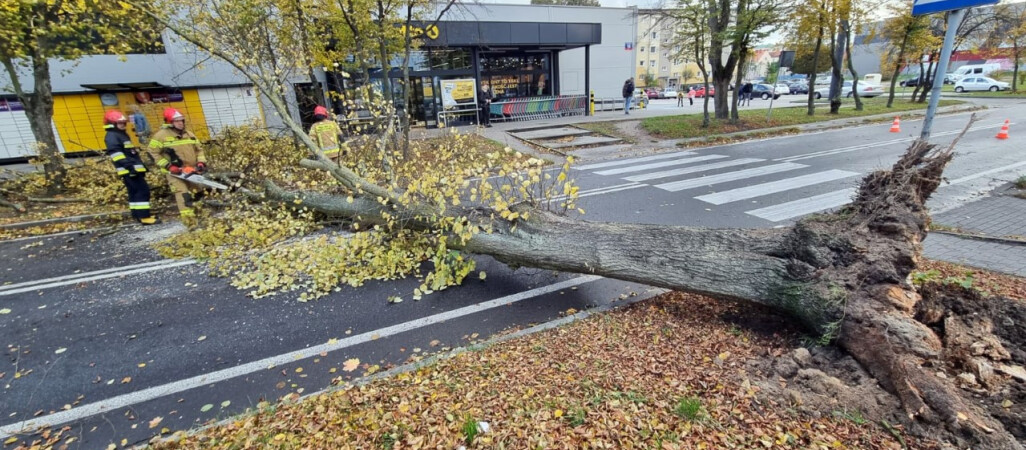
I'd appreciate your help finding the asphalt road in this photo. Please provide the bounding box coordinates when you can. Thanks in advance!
[2,97,1024,449]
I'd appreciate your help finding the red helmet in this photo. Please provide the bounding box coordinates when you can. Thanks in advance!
[103,110,127,125]
[313,106,329,117]
[163,108,185,123]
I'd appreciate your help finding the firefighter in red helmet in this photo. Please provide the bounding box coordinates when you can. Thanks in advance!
[146,108,208,226]
[104,110,158,225]
[307,105,343,163]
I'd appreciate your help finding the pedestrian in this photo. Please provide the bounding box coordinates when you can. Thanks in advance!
[104,110,158,225]
[687,87,695,106]
[622,78,634,114]
[128,104,151,146]
[740,82,754,106]
[478,83,493,127]
[677,89,684,107]
[146,108,208,227]
[308,105,343,163]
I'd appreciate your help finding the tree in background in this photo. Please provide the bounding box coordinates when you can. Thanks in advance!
[530,0,600,5]
[668,5,712,126]
[989,2,1026,93]
[878,2,936,108]
[0,1,159,194]
[788,0,829,115]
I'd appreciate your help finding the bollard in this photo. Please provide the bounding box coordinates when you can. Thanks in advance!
[590,90,595,116]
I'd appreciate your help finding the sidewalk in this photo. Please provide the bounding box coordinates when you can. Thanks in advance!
[924,191,1026,277]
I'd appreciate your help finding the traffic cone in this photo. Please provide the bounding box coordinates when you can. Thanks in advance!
[996,119,1010,140]
[889,116,901,133]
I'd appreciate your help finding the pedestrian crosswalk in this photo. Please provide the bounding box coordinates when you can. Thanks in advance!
[577,151,860,222]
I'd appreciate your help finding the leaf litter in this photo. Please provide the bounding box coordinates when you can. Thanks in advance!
[151,291,924,449]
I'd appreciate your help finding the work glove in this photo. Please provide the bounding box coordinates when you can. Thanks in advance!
[195,162,207,174]
[169,165,183,175]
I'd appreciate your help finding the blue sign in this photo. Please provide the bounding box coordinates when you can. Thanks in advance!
[625,42,633,51]
[913,0,998,16]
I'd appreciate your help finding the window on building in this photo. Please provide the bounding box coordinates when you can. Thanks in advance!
[640,61,645,66]
[640,47,645,52]
[650,60,655,67]
[650,46,656,52]
[652,32,657,39]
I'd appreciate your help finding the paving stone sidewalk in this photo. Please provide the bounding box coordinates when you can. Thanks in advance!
[924,195,1026,277]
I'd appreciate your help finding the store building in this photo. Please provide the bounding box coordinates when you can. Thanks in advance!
[1,3,637,160]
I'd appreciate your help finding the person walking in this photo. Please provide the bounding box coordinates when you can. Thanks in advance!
[104,110,158,225]
[128,104,151,146]
[147,108,208,226]
[676,89,684,107]
[308,105,343,163]
[478,83,493,127]
[622,78,634,114]
[687,87,695,106]
[740,82,754,107]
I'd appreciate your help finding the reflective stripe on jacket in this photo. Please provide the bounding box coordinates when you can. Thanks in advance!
[147,125,206,172]
[105,126,147,176]
[308,120,342,155]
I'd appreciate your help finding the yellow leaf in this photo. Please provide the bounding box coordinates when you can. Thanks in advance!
[5,437,18,445]
[343,358,360,372]
[148,416,163,429]
[554,409,564,418]
[274,433,287,441]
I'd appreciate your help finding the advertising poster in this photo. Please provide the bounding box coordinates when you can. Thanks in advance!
[440,79,477,109]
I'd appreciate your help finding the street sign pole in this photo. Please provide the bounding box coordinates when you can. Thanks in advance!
[921,8,965,140]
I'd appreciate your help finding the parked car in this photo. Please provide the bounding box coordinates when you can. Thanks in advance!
[943,73,957,85]
[663,88,679,99]
[788,82,809,94]
[644,88,660,99]
[899,76,930,87]
[814,81,883,99]
[954,76,1010,92]
[774,83,791,95]
[751,84,781,100]
[693,86,714,97]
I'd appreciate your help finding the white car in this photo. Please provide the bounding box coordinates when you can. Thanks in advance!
[663,88,679,99]
[814,81,883,99]
[774,83,790,95]
[954,76,1010,92]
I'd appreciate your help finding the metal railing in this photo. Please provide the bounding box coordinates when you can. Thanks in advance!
[489,95,588,122]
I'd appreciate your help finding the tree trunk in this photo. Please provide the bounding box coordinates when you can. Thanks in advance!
[807,27,824,116]
[917,53,937,103]
[841,20,857,112]
[26,55,66,194]
[829,26,846,114]
[273,132,1022,449]
[1014,45,1020,93]
[887,23,911,108]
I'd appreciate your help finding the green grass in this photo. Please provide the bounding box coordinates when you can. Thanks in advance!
[640,97,963,140]
[1015,175,1026,189]
[673,396,706,421]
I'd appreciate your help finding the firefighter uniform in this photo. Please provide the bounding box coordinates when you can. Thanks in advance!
[103,111,155,223]
[147,116,207,221]
[308,106,343,162]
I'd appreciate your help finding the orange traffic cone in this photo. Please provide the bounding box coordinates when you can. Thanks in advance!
[889,116,901,133]
[996,119,1010,140]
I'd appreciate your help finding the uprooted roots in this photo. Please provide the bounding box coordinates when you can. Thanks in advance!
[777,118,1025,448]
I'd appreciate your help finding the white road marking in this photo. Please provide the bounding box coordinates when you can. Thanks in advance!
[548,182,646,203]
[594,155,728,176]
[0,259,197,297]
[696,170,859,205]
[945,160,1026,185]
[0,275,603,438]
[746,188,858,222]
[575,150,695,171]
[655,162,807,192]
[624,158,765,182]
[0,226,122,244]
[776,122,1009,162]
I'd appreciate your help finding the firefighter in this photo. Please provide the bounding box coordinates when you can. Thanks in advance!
[146,108,207,226]
[104,110,158,225]
[307,105,343,162]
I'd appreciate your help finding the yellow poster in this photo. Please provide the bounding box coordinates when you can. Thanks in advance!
[441,79,477,109]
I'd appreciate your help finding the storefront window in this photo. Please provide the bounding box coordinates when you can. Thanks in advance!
[479,53,552,98]
[428,49,471,70]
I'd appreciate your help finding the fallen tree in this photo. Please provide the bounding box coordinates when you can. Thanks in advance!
[244,120,1022,448]
[132,1,1024,446]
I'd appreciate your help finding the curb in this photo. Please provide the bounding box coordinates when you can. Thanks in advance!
[929,230,1026,246]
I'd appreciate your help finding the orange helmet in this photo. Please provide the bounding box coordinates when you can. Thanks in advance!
[163,108,185,123]
[313,106,329,118]
[103,110,128,125]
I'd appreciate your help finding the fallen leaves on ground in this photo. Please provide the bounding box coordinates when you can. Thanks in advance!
[919,259,1026,300]
[154,292,919,449]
